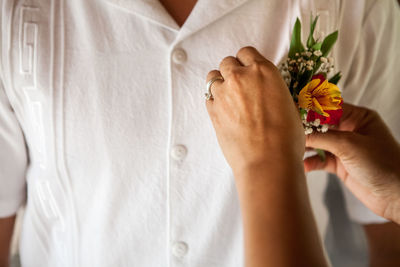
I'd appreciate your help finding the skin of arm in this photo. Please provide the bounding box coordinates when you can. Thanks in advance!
[233,160,327,267]
[0,215,16,267]
[205,46,328,267]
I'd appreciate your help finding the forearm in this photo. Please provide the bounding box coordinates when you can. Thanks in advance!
[234,160,328,267]
[0,215,16,267]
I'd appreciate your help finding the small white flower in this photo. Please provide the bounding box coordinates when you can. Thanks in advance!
[306,51,313,57]
[297,58,303,63]
[306,66,313,71]
[328,57,334,64]
[313,50,323,57]
[289,60,296,65]
[295,53,299,57]
[288,66,293,71]
[305,127,313,135]
[329,67,334,73]
[312,119,321,127]
[320,57,327,63]
[321,125,329,133]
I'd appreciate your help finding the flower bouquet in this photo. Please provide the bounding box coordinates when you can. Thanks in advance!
[280,16,343,136]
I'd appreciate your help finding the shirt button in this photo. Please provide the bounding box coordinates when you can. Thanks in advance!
[172,48,187,64]
[172,241,189,258]
[171,144,188,160]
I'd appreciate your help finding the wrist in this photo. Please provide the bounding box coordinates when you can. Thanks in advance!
[233,156,305,184]
[232,158,307,207]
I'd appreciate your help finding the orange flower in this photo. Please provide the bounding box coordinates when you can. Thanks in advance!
[298,76,342,117]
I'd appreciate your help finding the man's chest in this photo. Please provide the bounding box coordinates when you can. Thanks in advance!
[3,0,298,165]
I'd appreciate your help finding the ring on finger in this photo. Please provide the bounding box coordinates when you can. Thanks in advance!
[205,76,224,101]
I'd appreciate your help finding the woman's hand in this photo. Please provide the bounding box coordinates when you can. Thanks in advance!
[305,103,400,223]
[205,46,304,176]
[205,47,328,267]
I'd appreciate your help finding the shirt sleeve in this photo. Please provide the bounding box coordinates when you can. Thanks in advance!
[0,80,28,218]
[338,0,400,224]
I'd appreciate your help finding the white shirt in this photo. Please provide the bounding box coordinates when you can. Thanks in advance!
[0,0,399,266]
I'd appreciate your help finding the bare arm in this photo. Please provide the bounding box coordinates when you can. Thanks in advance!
[0,215,16,267]
[234,162,327,267]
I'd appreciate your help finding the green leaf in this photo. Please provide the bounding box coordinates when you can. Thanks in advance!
[307,15,319,48]
[289,18,305,58]
[316,149,326,162]
[328,72,342,85]
[311,42,322,51]
[299,108,308,119]
[321,31,338,57]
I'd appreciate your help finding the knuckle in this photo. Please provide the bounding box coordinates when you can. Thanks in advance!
[356,105,376,119]
[236,46,256,57]
[221,56,236,64]
[206,70,220,81]
[355,106,380,125]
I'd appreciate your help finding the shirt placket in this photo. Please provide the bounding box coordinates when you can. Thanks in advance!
[167,41,192,266]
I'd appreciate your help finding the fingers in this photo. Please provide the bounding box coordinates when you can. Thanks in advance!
[305,130,357,158]
[219,56,242,77]
[336,102,365,131]
[236,46,268,66]
[336,102,378,132]
[304,154,337,174]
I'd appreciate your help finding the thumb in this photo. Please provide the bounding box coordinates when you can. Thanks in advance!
[305,130,358,158]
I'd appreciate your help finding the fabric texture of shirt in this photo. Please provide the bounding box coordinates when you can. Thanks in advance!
[0,0,399,266]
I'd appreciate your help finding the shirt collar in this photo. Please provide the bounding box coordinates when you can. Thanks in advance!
[102,0,250,35]
[103,0,180,31]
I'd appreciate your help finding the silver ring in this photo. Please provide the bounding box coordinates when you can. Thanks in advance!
[205,76,224,100]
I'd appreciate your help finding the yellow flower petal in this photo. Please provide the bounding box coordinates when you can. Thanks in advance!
[298,79,321,109]
[312,97,329,116]
[297,77,343,118]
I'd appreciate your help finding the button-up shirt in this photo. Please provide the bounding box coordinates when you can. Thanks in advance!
[1,0,399,266]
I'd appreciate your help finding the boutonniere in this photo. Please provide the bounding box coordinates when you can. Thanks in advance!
[280,16,343,160]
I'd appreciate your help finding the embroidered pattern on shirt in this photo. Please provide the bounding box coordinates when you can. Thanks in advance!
[19,5,47,169]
